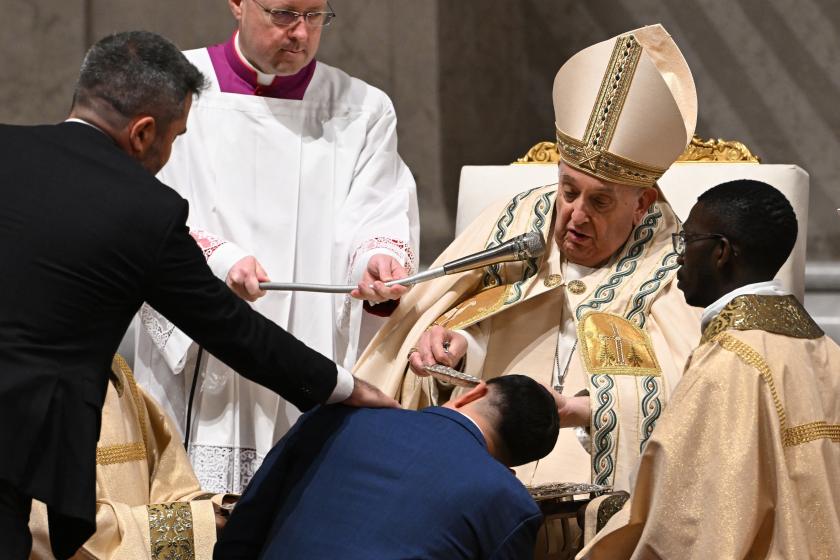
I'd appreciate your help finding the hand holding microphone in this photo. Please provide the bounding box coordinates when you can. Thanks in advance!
[258,232,546,293]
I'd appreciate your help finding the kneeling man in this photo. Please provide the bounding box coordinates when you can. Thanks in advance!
[216,375,560,559]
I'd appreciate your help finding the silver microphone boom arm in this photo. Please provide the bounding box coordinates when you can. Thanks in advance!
[258,232,546,293]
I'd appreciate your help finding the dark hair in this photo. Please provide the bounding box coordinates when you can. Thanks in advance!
[73,31,208,125]
[484,375,560,467]
[696,180,798,277]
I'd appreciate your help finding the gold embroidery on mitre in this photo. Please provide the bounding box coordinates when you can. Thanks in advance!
[567,280,587,295]
[556,129,667,188]
[578,312,661,376]
[701,295,824,345]
[555,33,666,188]
[583,34,642,154]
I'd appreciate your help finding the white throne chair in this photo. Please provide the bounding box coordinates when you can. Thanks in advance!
[457,136,809,301]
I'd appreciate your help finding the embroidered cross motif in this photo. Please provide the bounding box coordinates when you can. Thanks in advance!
[578,147,602,172]
[598,323,626,366]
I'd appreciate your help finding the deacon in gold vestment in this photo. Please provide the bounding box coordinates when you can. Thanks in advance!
[355,24,701,499]
[580,180,840,559]
[28,356,227,560]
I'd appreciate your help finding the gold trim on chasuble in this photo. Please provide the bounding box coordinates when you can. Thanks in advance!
[578,312,661,377]
[148,502,197,560]
[703,295,834,448]
[96,442,147,465]
[96,355,150,466]
[701,294,824,345]
[433,186,557,332]
[433,285,508,331]
[555,34,667,188]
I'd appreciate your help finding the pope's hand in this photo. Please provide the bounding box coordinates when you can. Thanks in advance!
[341,377,400,409]
[226,256,269,302]
[408,325,467,376]
[351,254,410,303]
[551,392,591,429]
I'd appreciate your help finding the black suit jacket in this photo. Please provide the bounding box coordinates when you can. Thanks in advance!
[0,122,338,557]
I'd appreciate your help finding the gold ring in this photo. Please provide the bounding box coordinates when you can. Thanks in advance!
[406,347,419,360]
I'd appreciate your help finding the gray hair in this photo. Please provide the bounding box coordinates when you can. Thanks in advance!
[73,31,208,125]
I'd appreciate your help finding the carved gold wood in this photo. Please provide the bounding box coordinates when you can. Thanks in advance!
[515,135,760,164]
[676,135,761,163]
[515,141,560,164]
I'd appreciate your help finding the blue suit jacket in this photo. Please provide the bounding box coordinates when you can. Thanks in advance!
[215,406,542,559]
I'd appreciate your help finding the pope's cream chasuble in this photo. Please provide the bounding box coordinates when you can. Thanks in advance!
[354,183,701,493]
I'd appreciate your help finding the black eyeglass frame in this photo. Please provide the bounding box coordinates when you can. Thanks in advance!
[671,231,728,256]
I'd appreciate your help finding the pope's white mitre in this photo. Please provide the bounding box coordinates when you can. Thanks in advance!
[553,24,697,188]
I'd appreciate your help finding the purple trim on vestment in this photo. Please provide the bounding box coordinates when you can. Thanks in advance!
[206,33,316,99]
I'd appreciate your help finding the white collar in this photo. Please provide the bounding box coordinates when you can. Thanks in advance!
[64,117,107,136]
[234,31,276,86]
[701,279,789,331]
[564,260,596,282]
[453,409,487,442]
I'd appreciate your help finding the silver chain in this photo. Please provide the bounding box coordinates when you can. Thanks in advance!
[552,339,577,394]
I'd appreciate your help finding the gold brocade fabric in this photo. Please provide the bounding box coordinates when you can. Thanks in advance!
[577,313,661,377]
[700,294,824,344]
[579,297,840,559]
[149,503,195,560]
[28,356,221,560]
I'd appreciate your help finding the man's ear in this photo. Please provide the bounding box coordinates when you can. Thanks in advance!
[633,187,659,225]
[714,237,736,270]
[127,115,157,157]
[449,381,489,409]
[228,0,244,20]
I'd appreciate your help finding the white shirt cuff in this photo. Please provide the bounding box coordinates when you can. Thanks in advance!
[326,365,355,404]
[453,327,487,376]
[207,241,249,281]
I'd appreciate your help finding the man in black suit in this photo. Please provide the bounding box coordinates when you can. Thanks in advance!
[0,31,395,559]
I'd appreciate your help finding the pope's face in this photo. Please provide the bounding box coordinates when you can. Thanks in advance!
[230,0,325,76]
[553,163,655,268]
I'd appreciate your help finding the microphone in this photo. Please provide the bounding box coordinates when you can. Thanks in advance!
[440,231,545,276]
[258,232,546,293]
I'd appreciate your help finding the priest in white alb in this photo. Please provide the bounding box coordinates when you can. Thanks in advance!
[133,0,419,494]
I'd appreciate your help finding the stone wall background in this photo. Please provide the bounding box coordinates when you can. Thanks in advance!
[3,0,838,264]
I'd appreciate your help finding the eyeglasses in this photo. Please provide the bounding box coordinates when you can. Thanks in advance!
[671,231,727,256]
[249,0,336,27]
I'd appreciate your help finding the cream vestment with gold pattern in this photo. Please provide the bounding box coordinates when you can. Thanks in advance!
[354,184,701,493]
[29,356,223,559]
[579,294,840,559]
